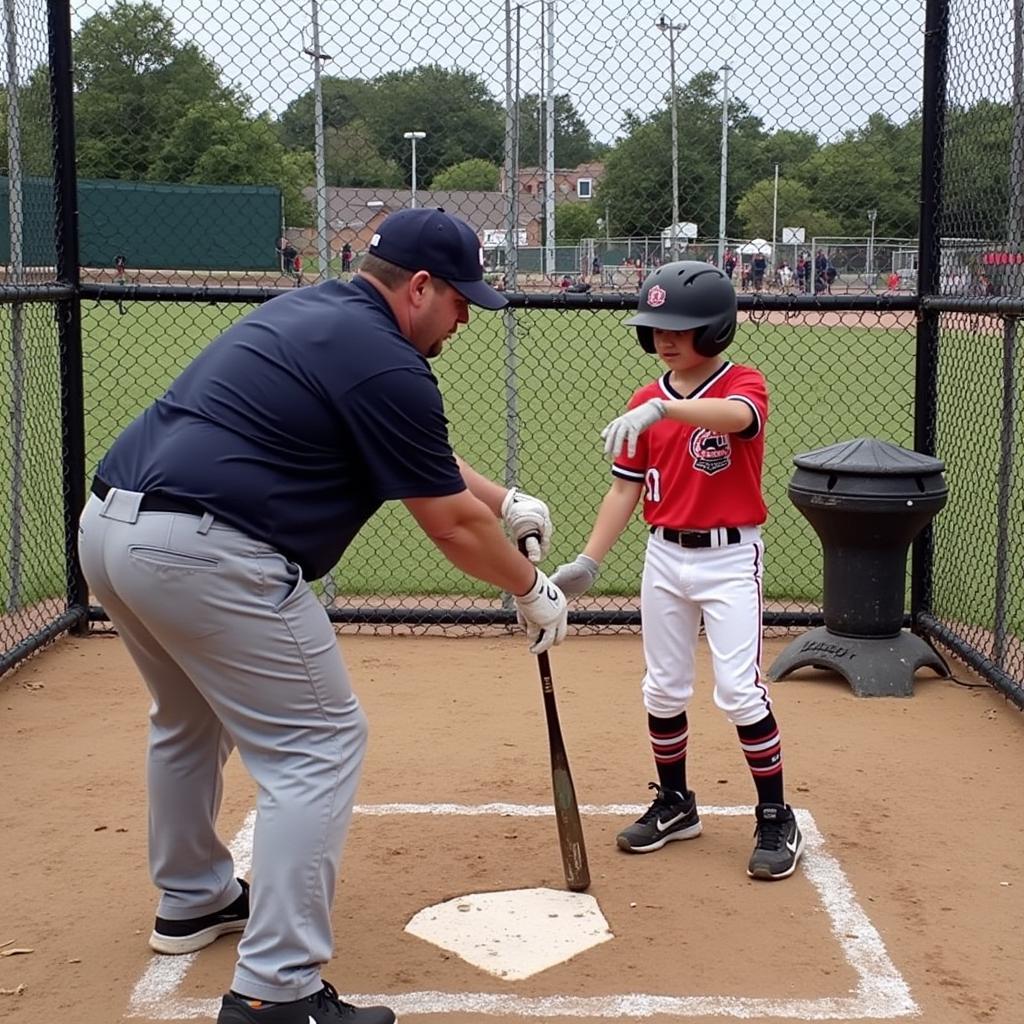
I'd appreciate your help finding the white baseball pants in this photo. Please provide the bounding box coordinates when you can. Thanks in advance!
[640,528,771,726]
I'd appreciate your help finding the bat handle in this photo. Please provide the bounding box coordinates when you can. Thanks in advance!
[516,534,539,560]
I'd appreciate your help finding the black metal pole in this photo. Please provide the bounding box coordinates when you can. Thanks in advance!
[49,0,88,630]
[911,0,949,624]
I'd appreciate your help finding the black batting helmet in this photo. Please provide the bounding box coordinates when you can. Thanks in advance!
[626,261,737,356]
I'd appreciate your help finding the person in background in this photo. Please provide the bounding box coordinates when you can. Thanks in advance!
[814,250,828,293]
[751,251,767,292]
[276,238,298,277]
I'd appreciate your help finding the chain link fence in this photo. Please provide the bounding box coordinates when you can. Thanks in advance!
[1,0,1021,705]
[0,0,85,673]
[915,0,1024,704]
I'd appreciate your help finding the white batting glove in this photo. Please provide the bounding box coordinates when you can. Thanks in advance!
[501,487,553,563]
[549,554,601,599]
[601,398,667,459]
[514,569,568,654]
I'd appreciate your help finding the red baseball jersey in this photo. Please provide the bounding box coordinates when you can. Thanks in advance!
[611,361,769,529]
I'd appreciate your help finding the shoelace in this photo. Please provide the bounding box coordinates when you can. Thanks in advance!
[755,816,789,851]
[313,982,359,1017]
[635,781,683,824]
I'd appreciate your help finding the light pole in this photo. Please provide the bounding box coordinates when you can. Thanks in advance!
[542,0,555,278]
[867,208,878,286]
[403,131,426,208]
[718,63,731,268]
[504,1,523,291]
[657,15,686,261]
[303,0,332,281]
[771,163,780,265]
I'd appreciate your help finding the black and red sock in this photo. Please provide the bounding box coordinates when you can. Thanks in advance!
[649,710,689,797]
[737,711,785,806]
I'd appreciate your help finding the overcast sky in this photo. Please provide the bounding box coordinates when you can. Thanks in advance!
[67,0,1013,145]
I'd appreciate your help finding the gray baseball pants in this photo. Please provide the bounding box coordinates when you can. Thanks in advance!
[78,489,368,1002]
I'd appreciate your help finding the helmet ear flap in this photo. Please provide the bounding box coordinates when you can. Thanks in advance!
[693,316,737,357]
[636,326,655,353]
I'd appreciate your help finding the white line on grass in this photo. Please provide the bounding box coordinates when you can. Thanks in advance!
[127,804,917,1021]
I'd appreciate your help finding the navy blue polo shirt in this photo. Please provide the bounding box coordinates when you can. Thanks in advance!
[96,276,467,579]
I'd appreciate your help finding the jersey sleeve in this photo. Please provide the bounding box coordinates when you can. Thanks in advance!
[726,366,769,440]
[339,367,466,500]
[610,388,651,483]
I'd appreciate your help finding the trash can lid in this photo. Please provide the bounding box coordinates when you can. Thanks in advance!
[792,438,945,476]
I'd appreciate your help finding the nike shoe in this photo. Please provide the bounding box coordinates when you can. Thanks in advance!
[149,878,250,955]
[747,803,805,880]
[616,782,702,853]
[217,981,396,1024]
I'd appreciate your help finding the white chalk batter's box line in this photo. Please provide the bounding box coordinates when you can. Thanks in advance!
[127,803,918,1021]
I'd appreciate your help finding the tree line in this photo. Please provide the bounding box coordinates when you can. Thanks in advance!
[0,0,1013,244]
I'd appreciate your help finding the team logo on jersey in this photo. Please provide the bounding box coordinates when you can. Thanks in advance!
[689,428,732,475]
[647,284,667,307]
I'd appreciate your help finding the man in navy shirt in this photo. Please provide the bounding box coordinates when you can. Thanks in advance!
[78,208,567,1024]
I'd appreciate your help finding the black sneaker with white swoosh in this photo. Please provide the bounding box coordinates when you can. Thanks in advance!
[616,782,703,853]
[150,878,250,955]
[747,802,805,880]
[217,981,396,1024]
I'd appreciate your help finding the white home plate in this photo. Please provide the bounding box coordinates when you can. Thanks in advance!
[404,887,614,980]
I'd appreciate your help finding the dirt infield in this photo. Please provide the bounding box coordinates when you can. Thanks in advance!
[1,632,1021,1024]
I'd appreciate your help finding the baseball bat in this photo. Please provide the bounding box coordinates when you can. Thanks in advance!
[518,540,591,892]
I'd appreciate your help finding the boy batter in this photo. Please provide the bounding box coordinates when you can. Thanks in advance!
[551,260,804,880]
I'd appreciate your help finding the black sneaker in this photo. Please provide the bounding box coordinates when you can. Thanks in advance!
[149,878,250,955]
[217,981,396,1024]
[747,803,805,880]
[616,782,702,853]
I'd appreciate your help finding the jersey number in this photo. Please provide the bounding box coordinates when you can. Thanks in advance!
[644,468,662,503]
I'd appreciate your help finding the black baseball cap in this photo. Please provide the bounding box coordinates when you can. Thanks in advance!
[367,208,507,310]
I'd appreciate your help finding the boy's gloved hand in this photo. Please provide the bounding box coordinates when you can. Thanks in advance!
[549,554,601,598]
[601,398,666,458]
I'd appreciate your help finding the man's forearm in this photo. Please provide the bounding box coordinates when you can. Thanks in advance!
[455,455,507,516]
[429,505,535,593]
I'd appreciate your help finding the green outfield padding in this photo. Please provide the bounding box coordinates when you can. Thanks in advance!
[0,177,282,271]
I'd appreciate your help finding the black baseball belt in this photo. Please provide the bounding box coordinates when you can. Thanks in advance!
[652,526,742,549]
[91,476,207,517]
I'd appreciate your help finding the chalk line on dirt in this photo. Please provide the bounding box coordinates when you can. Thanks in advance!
[127,804,917,1020]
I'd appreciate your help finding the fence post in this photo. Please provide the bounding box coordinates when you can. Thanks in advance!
[49,0,88,628]
[5,0,25,611]
[910,0,949,626]
[992,320,1018,667]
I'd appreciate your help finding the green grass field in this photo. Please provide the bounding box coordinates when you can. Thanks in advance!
[1,299,1020,637]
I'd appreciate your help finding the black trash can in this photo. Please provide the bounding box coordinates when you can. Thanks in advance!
[768,437,950,697]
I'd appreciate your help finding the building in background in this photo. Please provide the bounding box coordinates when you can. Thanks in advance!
[501,161,605,204]
[293,187,543,263]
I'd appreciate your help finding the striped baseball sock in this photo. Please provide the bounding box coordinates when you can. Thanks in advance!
[737,711,785,806]
[649,711,689,797]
